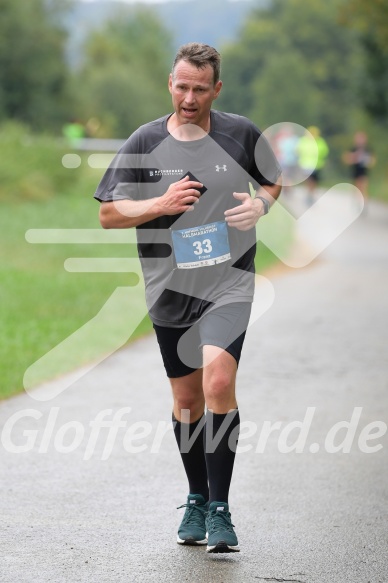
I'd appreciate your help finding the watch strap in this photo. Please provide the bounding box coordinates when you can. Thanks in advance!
[255,195,270,215]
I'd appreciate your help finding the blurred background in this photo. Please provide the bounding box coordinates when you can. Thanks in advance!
[1,0,387,399]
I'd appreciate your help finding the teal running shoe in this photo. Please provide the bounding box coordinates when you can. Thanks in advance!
[206,501,240,553]
[177,494,208,545]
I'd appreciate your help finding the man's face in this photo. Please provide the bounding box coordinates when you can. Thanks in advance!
[169,60,222,131]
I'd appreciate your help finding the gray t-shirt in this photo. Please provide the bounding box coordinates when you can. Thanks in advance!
[94,110,280,327]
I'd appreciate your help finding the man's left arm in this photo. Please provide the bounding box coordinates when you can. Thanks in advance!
[224,182,282,231]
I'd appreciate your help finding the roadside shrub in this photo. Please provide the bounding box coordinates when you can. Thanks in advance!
[0,122,75,201]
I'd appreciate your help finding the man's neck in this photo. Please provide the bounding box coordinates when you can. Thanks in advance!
[167,115,210,141]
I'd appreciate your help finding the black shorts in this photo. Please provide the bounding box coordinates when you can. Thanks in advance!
[153,302,252,378]
[352,166,368,179]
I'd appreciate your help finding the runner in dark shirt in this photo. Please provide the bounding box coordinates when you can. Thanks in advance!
[95,42,281,553]
[343,131,376,208]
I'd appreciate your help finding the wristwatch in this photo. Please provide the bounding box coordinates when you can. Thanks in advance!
[255,195,270,215]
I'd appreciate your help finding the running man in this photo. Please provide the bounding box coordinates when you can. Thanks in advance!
[94,43,281,553]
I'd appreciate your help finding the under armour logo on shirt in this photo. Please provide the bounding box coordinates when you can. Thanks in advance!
[215,165,227,172]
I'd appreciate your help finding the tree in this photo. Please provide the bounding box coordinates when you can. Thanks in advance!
[340,0,388,52]
[218,0,362,136]
[74,8,174,137]
[0,0,72,130]
[340,0,388,122]
[250,50,322,128]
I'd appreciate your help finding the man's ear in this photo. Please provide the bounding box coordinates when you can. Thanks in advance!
[214,80,223,99]
[168,73,173,95]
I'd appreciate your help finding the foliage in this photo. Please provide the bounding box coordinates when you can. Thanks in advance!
[73,7,174,138]
[0,0,72,131]
[0,122,76,201]
[340,0,388,52]
[218,0,362,136]
[340,0,388,122]
[250,50,321,128]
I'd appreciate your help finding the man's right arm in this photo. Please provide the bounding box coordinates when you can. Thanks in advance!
[99,175,203,229]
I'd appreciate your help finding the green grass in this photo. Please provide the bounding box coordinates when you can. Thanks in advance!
[0,122,75,202]
[0,177,153,400]
[254,200,294,273]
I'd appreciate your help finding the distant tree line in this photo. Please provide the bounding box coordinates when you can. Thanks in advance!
[0,0,387,142]
[0,0,173,136]
[217,0,388,136]
[0,0,70,130]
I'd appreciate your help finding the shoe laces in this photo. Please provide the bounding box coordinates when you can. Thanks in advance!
[177,502,206,526]
[207,509,235,533]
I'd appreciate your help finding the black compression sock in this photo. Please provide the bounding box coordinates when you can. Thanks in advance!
[204,409,240,503]
[172,413,209,501]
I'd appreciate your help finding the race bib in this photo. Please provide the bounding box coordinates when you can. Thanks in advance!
[171,221,231,269]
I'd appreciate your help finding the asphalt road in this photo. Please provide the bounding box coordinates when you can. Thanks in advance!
[1,189,387,583]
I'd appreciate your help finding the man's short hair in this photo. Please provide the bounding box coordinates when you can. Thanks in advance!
[172,43,221,85]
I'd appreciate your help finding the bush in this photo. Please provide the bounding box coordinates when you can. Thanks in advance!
[0,122,75,201]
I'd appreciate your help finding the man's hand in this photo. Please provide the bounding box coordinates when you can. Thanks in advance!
[99,175,203,229]
[156,175,203,216]
[224,192,265,231]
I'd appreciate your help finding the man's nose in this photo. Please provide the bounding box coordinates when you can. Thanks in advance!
[185,90,196,104]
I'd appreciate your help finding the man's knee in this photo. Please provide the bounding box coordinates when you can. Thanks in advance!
[173,394,204,417]
[204,369,234,402]
[171,374,205,421]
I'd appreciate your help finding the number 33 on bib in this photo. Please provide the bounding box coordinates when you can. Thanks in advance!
[171,221,231,269]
